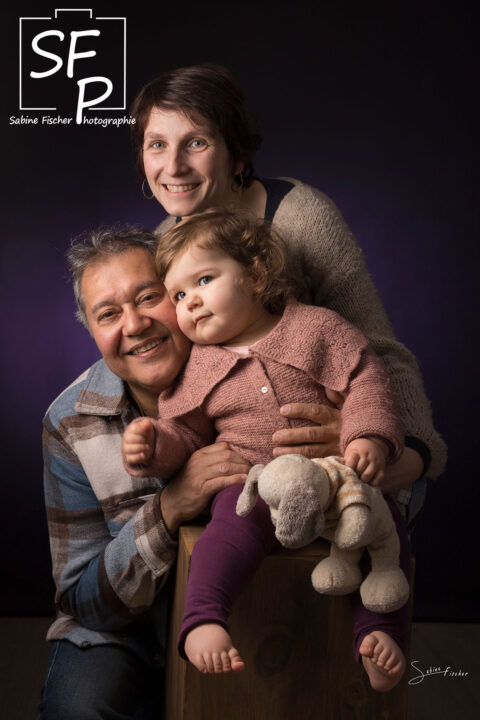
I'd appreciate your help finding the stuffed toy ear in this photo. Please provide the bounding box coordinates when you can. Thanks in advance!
[275,482,325,548]
[236,464,264,516]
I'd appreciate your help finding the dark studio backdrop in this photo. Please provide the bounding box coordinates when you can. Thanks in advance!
[1,0,478,627]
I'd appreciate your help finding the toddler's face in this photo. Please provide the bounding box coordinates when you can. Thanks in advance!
[164,244,265,346]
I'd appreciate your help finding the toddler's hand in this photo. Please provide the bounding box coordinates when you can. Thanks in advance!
[123,417,156,466]
[344,437,389,485]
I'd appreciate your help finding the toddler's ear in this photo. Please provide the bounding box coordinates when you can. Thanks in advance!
[240,265,262,297]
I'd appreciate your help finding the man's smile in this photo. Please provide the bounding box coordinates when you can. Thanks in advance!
[127,337,167,356]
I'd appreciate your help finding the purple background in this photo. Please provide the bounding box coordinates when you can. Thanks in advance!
[1,1,478,619]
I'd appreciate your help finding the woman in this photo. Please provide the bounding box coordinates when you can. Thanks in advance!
[129,63,446,690]
[130,62,446,488]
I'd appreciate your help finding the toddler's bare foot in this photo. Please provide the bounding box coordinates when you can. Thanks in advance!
[359,630,405,692]
[184,623,245,674]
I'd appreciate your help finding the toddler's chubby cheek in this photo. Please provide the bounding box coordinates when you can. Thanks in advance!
[177,316,196,342]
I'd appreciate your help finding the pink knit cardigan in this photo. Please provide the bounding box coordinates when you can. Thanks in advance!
[125,301,404,478]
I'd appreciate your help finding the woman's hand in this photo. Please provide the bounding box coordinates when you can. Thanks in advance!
[377,447,424,494]
[160,442,250,536]
[272,390,342,459]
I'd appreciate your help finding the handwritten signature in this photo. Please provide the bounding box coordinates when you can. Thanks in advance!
[409,660,469,686]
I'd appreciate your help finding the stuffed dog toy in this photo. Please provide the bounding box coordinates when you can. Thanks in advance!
[236,454,409,613]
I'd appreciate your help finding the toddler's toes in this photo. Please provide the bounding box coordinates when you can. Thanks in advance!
[220,651,231,672]
[202,652,215,674]
[374,645,391,668]
[212,651,224,674]
[184,624,245,674]
[360,631,405,692]
[387,658,403,676]
[191,654,207,674]
[359,633,378,660]
[229,647,246,672]
[383,650,398,671]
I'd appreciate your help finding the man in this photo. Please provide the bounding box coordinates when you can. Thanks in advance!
[38,227,251,718]
[39,226,340,719]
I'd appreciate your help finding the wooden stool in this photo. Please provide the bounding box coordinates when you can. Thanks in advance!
[165,526,413,720]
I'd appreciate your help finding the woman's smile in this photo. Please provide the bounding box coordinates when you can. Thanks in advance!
[164,183,201,193]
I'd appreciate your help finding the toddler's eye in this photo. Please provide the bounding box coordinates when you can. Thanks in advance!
[199,276,212,286]
[174,291,186,301]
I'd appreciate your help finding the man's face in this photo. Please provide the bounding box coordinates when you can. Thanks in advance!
[82,248,191,399]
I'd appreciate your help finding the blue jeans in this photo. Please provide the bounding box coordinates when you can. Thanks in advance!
[37,640,164,720]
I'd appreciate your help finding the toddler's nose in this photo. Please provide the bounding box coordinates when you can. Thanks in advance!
[186,293,201,310]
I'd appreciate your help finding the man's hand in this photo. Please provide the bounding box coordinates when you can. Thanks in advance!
[160,442,250,536]
[272,389,342,459]
[344,437,388,485]
[122,417,156,466]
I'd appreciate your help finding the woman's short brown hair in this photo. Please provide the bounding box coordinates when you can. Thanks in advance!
[130,63,261,187]
[156,208,297,315]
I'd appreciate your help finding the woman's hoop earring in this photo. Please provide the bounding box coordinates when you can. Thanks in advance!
[142,179,154,200]
[232,171,244,192]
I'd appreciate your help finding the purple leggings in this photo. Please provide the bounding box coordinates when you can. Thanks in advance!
[178,485,411,662]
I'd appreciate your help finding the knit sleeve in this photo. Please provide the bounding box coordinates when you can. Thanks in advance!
[339,345,405,459]
[296,306,404,459]
[273,179,447,478]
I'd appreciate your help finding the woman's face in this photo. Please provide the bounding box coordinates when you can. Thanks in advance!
[142,107,242,217]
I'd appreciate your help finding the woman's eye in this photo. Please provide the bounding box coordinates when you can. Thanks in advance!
[199,276,212,286]
[188,138,207,151]
[150,141,165,151]
[174,291,186,301]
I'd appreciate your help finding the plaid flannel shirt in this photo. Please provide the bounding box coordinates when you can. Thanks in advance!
[43,359,177,663]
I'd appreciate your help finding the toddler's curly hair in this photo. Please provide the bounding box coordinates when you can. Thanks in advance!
[156,208,297,315]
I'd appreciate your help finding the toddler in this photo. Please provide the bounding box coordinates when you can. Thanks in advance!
[122,208,410,690]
